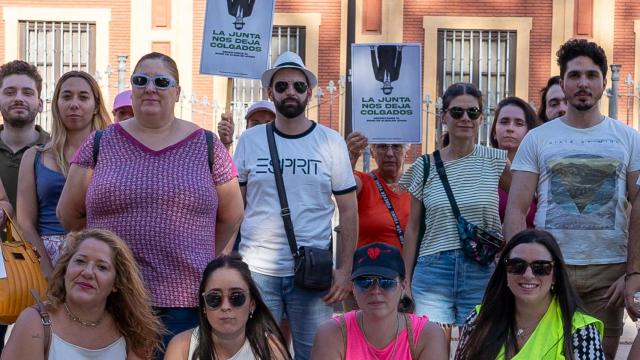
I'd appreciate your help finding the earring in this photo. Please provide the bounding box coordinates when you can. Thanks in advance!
[551,284,555,292]
[249,310,253,319]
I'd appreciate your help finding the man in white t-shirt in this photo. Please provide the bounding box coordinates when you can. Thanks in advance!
[234,51,357,360]
[504,39,640,359]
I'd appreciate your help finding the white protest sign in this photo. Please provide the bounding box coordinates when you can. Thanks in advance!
[200,0,276,79]
[352,43,422,144]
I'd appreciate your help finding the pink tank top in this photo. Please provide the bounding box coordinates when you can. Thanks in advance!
[334,311,428,359]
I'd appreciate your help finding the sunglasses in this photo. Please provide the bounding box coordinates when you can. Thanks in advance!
[131,73,177,90]
[373,144,404,154]
[505,258,554,277]
[202,289,248,309]
[445,106,482,120]
[353,276,398,291]
[274,81,308,94]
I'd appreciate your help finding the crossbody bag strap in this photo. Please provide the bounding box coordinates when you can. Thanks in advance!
[432,150,462,219]
[30,289,51,358]
[369,171,404,245]
[266,123,298,256]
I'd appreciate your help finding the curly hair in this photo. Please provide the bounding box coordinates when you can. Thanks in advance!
[0,60,42,96]
[47,229,164,358]
[193,254,291,360]
[557,39,608,79]
[489,96,540,149]
[48,71,111,176]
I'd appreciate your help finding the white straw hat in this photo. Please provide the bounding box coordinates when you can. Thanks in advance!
[261,51,317,89]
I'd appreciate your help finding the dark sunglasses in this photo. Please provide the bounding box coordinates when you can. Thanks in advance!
[353,276,398,291]
[274,81,308,94]
[445,106,482,120]
[505,258,554,277]
[131,73,177,90]
[202,289,247,309]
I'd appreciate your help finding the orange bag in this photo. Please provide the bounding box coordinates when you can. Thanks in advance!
[0,209,48,324]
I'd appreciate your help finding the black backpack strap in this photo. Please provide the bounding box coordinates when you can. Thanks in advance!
[92,130,103,166]
[204,130,215,173]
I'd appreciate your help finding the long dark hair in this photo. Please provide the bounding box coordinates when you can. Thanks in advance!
[456,230,582,360]
[538,76,562,123]
[193,254,291,360]
[489,96,540,148]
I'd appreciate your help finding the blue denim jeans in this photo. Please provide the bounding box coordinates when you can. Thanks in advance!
[251,271,332,360]
[154,307,199,359]
[412,249,494,326]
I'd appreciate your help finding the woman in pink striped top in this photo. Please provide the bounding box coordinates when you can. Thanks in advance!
[57,52,244,351]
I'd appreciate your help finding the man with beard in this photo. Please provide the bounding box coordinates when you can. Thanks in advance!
[538,75,568,123]
[233,51,357,360]
[504,39,640,359]
[0,60,49,353]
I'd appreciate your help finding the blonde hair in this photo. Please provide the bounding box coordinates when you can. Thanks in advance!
[48,71,111,176]
[48,229,164,358]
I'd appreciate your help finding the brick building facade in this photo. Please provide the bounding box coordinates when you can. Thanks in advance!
[0,0,636,151]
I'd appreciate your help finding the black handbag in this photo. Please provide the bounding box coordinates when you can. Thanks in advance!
[266,123,333,290]
[433,150,504,265]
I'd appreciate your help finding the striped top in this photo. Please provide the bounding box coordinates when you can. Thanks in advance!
[399,145,507,258]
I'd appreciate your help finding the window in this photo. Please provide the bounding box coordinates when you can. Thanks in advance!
[230,26,306,131]
[437,29,516,144]
[19,21,96,130]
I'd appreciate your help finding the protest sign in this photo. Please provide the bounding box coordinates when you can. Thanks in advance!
[352,43,422,143]
[200,0,276,79]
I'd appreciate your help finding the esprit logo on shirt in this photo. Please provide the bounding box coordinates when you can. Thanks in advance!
[256,158,322,175]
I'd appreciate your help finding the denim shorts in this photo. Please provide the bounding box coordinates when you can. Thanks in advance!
[412,249,494,326]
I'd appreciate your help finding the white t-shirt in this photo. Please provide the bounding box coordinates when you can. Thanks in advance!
[512,117,640,265]
[234,122,356,276]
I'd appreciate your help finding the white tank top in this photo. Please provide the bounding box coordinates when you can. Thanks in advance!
[188,327,257,360]
[48,333,127,360]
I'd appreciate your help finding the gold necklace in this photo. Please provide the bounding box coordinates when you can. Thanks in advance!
[63,303,104,327]
[359,312,400,360]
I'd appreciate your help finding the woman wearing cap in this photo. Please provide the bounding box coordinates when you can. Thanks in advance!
[218,100,276,151]
[399,83,509,352]
[112,90,134,122]
[57,52,244,351]
[454,230,604,359]
[311,243,447,360]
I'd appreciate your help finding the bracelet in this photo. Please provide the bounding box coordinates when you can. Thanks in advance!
[625,272,640,281]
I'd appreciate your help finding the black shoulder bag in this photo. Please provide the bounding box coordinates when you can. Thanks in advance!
[266,123,333,290]
[433,150,504,266]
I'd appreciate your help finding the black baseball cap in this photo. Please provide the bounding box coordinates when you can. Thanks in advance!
[351,243,405,280]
